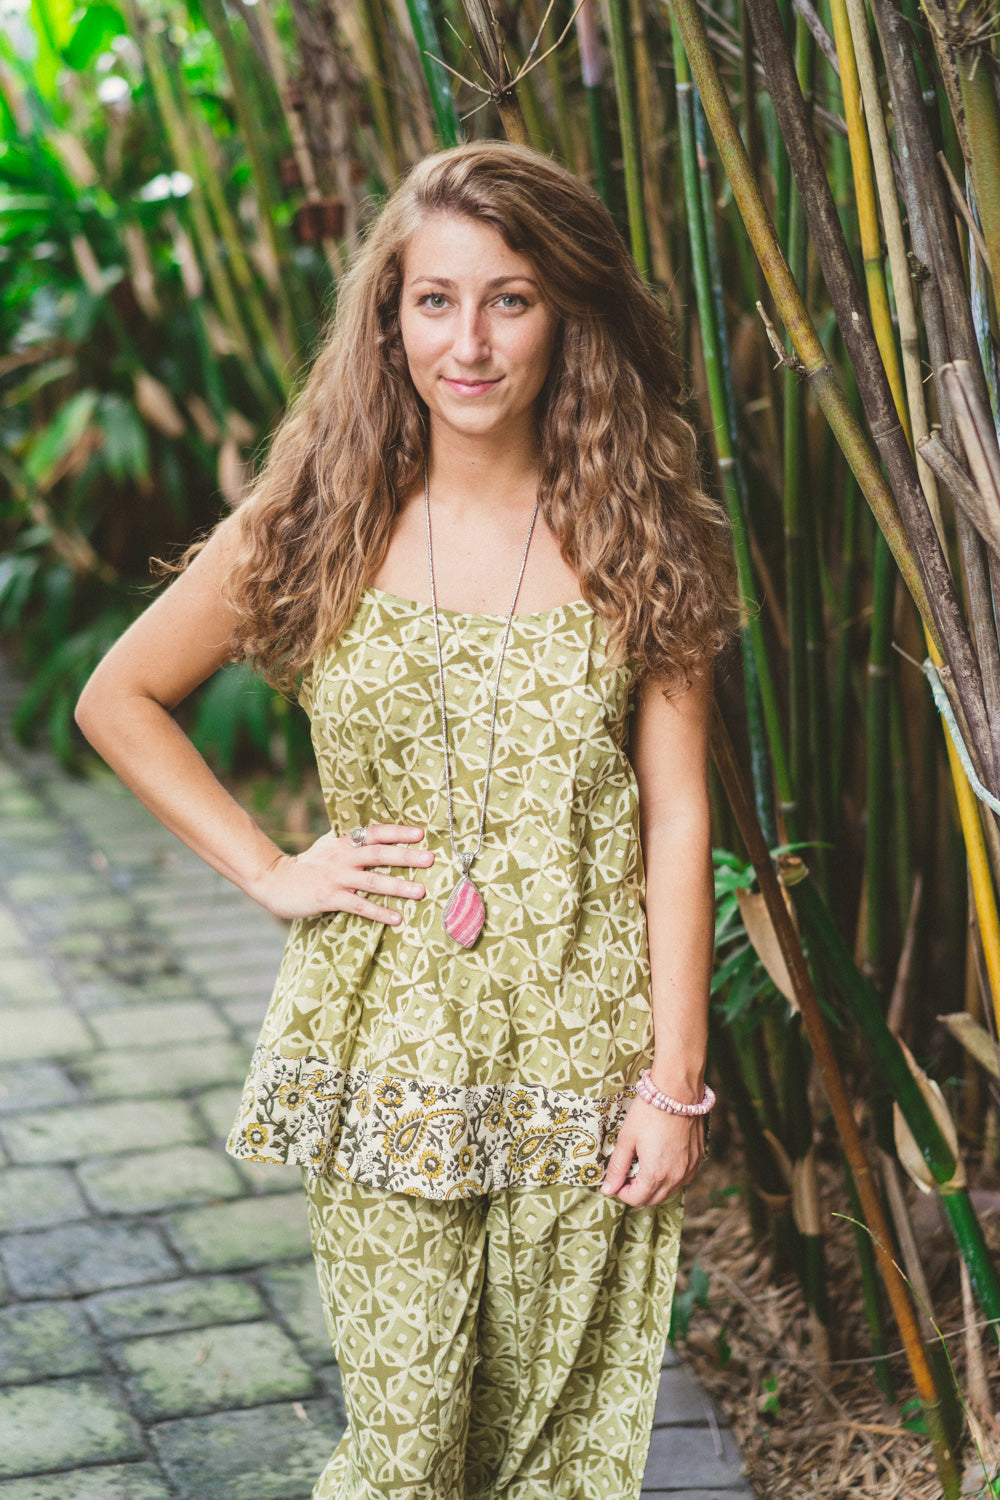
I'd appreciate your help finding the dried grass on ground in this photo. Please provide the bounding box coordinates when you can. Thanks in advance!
[676,1158,1000,1499]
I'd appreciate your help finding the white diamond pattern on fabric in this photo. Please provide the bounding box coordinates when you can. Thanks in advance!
[226,588,655,1198]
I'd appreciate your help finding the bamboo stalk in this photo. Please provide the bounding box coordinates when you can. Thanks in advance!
[404,0,463,146]
[871,0,1000,790]
[604,0,652,277]
[674,33,789,838]
[199,0,303,361]
[735,0,996,792]
[843,1152,895,1400]
[954,24,1000,294]
[460,0,531,145]
[522,0,575,162]
[354,0,402,178]
[826,0,906,980]
[918,432,1000,558]
[172,53,292,395]
[122,0,256,369]
[254,0,344,279]
[710,707,960,1493]
[576,0,614,207]
[845,0,940,531]
[666,0,939,649]
[629,0,675,287]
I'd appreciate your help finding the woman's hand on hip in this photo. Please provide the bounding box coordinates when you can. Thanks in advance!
[252,823,434,922]
[601,1097,704,1206]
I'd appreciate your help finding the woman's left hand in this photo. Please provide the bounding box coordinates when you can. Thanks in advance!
[601,1097,705,1206]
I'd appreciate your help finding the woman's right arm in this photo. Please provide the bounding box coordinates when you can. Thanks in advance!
[75,515,432,923]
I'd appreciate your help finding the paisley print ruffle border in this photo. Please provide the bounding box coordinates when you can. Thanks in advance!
[226,1044,640,1198]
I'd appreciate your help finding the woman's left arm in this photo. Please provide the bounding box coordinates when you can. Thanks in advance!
[602,664,715,1206]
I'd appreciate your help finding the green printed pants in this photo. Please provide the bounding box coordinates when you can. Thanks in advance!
[303,1171,684,1500]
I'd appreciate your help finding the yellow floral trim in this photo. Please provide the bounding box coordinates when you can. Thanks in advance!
[225,1044,643,1198]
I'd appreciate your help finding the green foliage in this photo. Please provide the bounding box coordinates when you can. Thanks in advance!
[668,1258,711,1344]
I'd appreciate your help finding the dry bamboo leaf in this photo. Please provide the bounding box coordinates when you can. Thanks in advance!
[53,130,99,187]
[892,1039,967,1194]
[134,372,185,437]
[735,888,799,1007]
[763,1127,794,1188]
[186,395,222,446]
[203,309,236,358]
[225,409,257,447]
[168,214,204,300]
[124,222,162,320]
[70,233,106,297]
[218,436,250,507]
[791,1147,822,1237]
[938,1012,1000,1080]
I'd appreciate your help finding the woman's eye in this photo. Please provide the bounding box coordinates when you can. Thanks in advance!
[418,293,448,309]
[497,293,527,309]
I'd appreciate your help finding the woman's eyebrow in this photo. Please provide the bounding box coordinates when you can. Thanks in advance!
[407,274,540,290]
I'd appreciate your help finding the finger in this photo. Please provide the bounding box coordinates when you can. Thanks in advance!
[343,892,403,925]
[601,1145,637,1196]
[354,871,427,900]
[358,844,434,869]
[365,824,426,843]
[615,1173,651,1206]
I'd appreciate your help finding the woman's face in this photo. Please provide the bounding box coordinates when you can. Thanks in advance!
[398,212,558,449]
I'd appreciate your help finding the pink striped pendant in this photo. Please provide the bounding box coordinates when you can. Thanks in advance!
[442,874,485,947]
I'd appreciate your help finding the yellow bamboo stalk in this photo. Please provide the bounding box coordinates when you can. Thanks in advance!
[934,635,1000,1035]
[842,0,942,540]
[827,0,905,430]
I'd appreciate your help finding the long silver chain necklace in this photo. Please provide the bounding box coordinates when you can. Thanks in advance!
[424,461,539,947]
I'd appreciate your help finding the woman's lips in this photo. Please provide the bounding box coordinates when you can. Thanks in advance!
[441,376,502,396]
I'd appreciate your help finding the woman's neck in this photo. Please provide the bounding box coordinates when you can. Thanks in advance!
[426,424,541,516]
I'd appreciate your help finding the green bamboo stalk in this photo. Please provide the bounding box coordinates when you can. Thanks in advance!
[826,0,903,983]
[577,0,614,208]
[843,1150,896,1400]
[830,454,860,811]
[692,94,780,842]
[710,708,959,1494]
[674,31,788,840]
[605,0,652,277]
[709,1017,787,1242]
[782,137,809,821]
[404,0,463,146]
[801,480,833,888]
[864,535,895,989]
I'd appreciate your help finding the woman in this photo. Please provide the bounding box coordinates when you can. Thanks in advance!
[77,142,737,1500]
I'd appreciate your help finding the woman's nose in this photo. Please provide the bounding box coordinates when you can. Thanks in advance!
[451,305,490,364]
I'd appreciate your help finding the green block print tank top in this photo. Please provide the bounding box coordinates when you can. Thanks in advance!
[227,588,654,1198]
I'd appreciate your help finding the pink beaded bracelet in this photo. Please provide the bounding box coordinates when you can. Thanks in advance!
[636,1069,715,1116]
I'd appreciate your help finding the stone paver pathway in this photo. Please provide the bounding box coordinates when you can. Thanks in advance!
[0,662,751,1499]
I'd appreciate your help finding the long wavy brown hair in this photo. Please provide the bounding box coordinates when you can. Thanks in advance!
[222,141,738,691]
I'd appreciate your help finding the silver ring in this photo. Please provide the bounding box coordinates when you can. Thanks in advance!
[349,826,368,848]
